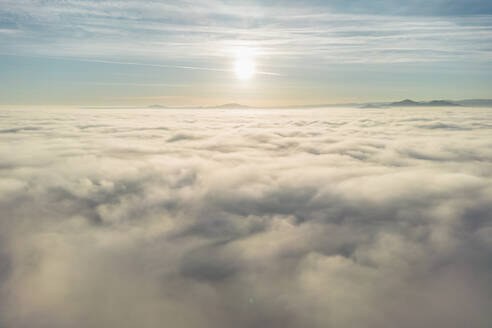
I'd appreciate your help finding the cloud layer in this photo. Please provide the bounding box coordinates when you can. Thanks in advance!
[1,0,492,65]
[0,107,492,327]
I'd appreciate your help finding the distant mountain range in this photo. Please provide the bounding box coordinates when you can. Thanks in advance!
[146,103,252,109]
[455,99,492,107]
[368,99,492,108]
[387,99,462,107]
[148,104,168,109]
[139,99,492,110]
[148,99,492,109]
[81,99,492,110]
[210,103,252,109]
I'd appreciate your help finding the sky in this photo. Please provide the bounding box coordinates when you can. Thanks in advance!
[1,0,492,106]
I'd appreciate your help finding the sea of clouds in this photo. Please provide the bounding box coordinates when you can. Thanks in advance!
[0,107,491,328]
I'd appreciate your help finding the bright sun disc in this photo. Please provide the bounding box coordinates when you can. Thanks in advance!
[235,57,256,80]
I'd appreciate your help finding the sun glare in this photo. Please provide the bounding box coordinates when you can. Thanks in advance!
[234,52,256,80]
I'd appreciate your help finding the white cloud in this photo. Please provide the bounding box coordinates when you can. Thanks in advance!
[0,106,491,327]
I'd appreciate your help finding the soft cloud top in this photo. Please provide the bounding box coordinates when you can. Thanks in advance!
[0,107,491,327]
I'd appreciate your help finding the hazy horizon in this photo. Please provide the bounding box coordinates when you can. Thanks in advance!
[4,97,492,111]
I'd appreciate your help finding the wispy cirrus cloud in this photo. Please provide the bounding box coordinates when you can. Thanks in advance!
[1,0,492,66]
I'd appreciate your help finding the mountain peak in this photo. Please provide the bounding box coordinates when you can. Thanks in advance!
[212,103,251,109]
[390,99,420,106]
[148,104,168,109]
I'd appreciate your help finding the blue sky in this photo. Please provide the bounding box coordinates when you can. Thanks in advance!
[1,0,492,106]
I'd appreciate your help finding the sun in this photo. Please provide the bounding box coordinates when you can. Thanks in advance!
[234,56,256,80]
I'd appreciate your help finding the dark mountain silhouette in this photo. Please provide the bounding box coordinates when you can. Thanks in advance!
[210,103,252,109]
[140,99,492,110]
[390,99,421,106]
[389,99,461,107]
[456,99,492,107]
[359,103,383,109]
[148,104,168,109]
[147,103,253,109]
[427,100,462,106]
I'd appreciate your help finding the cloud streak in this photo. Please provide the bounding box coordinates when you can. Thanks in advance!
[1,0,492,66]
[0,106,491,327]
[61,57,282,76]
